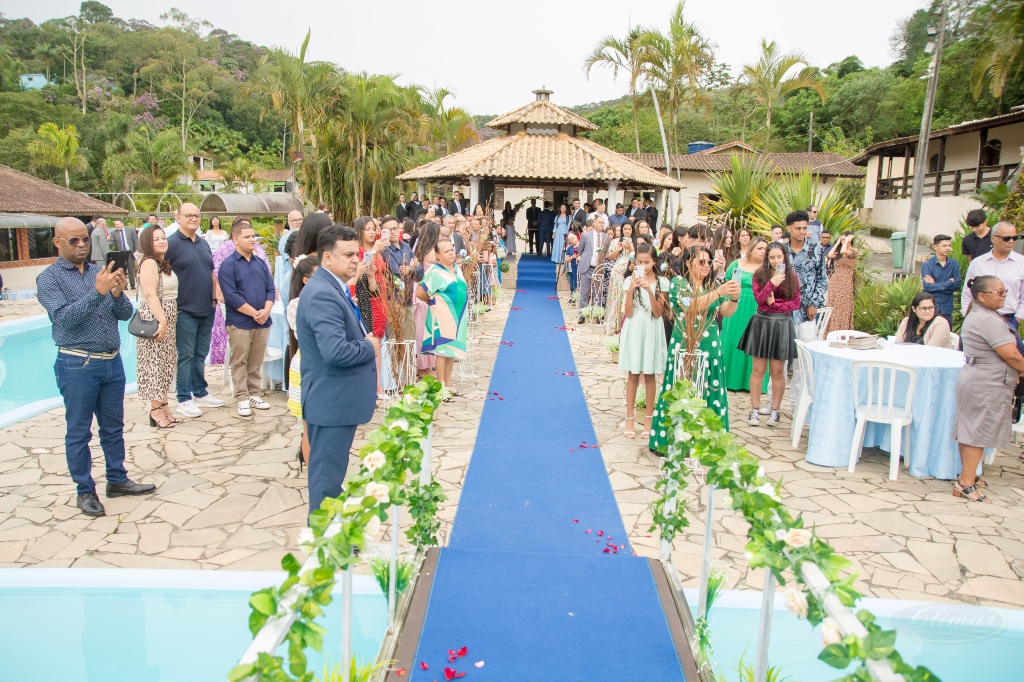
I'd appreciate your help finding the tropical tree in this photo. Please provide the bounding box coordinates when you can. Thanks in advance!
[748,170,861,235]
[637,1,716,155]
[423,87,478,156]
[706,154,772,219]
[740,39,826,147]
[245,30,340,204]
[102,126,193,191]
[28,122,88,188]
[219,157,262,193]
[583,26,650,154]
[970,0,1024,99]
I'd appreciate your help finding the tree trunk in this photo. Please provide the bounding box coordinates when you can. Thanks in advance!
[181,56,187,151]
[764,104,772,148]
[64,167,70,188]
[631,86,641,154]
[80,33,86,115]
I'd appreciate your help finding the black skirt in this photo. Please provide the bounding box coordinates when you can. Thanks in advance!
[738,312,798,361]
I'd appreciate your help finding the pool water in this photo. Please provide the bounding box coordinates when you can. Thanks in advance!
[0,570,387,682]
[689,590,1024,682]
[0,315,138,428]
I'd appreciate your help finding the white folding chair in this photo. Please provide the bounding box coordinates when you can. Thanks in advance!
[848,360,916,480]
[813,307,833,340]
[948,332,960,351]
[791,340,814,448]
[826,329,869,343]
[260,347,284,390]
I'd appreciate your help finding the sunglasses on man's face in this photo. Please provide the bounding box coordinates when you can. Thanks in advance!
[58,237,88,246]
[994,235,1021,242]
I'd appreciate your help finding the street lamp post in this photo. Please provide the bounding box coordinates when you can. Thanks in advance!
[903,0,949,274]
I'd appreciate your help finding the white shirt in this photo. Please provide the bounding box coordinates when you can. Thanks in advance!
[164,221,179,236]
[590,230,600,268]
[962,250,1024,318]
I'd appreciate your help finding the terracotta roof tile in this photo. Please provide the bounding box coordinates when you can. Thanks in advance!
[486,101,598,131]
[0,165,128,214]
[397,132,683,189]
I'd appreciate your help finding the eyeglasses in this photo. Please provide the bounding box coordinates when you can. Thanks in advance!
[915,306,935,312]
[57,237,87,246]
[982,288,1007,296]
[698,259,711,266]
[994,235,1021,242]
[182,213,201,220]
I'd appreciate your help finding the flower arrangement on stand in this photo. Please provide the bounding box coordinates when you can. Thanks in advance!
[602,335,619,363]
[649,379,940,682]
[229,378,447,682]
[379,274,416,399]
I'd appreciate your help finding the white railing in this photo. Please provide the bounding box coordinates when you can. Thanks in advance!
[237,425,433,682]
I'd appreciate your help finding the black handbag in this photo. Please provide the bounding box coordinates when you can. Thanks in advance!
[128,266,162,339]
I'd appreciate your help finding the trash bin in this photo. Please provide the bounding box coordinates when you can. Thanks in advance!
[890,232,906,269]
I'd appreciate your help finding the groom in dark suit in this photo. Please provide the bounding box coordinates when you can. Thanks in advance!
[296,225,379,518]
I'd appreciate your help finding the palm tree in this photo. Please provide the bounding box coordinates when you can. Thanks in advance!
[739,39,825,148]
[219,157,262,194]
[970,0,1024,99]
[583,26,649,154]
[245,30,340,203]
[638,1,715,155]
[424,88,479,156]
[28,122,88,188]
[102,126,193,191]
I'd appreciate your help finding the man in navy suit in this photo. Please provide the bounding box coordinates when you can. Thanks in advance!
[296,225,379,518]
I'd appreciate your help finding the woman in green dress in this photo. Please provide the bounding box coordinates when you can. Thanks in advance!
[721,237,769,394]
[415,239,468,392]
[649,246,740,453]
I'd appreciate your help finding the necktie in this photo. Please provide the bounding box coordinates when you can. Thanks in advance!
[118,230,127,250]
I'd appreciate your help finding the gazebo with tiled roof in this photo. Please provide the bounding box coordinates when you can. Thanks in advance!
[397,89,682,213]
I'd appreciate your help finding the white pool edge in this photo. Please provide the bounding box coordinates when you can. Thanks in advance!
[0,568,383,594]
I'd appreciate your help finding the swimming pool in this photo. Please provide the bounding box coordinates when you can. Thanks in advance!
[686,589,1024,681]
[0,314,138,428]
[0,569,387,682]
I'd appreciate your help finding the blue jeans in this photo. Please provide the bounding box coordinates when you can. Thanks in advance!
[176,311,214,403]
[568,267,577,292]
[55,353,128,494]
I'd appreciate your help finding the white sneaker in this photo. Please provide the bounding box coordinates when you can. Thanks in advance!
[767,410,781,427]
[248,396,271,410]
[747,409,760,426]
[194,394,225,408]
[758,405,771,415]
[176,400,202,418]
[237,400,252,417]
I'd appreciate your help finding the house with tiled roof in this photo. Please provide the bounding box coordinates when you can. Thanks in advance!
[623,143,864,226]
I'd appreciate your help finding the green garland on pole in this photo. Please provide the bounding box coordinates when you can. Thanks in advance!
[229,377,447,682]
[650,379,941,682]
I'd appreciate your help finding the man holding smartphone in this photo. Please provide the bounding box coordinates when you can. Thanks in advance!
[783,210,827,324]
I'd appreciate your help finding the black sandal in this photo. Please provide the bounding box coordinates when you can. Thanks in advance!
[149,409,175,429]
[953,480,990,503]
[162,402,179,424]
[296,446,304,473]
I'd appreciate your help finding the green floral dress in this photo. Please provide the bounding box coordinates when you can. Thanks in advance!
[419,264,468,359]
[649,277,729,453]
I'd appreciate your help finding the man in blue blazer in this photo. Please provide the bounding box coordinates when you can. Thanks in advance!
[296,225,379,518]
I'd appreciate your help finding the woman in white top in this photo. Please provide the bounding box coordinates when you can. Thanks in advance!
[204,216,229,251]
[136,226,180,428]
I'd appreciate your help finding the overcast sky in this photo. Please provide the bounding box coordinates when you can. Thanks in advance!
[15,0,926,114]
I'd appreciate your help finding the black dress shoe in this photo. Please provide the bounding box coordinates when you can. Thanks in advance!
[106,479,156,497]
[578,317,585,324]
[77,491,106,517]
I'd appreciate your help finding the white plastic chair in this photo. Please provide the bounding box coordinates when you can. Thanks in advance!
[948,332,960,351]
[813,307,833,340]
[791,340,814,448]
[260,347,284,390]
[848,360,917,480]
[826,329,869,343]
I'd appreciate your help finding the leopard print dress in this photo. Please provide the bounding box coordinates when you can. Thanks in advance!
[136,264,179,401]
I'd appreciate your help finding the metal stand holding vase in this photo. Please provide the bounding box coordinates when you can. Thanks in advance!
[381,339,415,400]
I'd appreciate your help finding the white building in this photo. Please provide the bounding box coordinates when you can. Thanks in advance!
[626,141,864,226]
[854,105,1024,239]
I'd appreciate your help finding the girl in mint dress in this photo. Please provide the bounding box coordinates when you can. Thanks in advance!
[650,246,740,452]
[618,244,668,439]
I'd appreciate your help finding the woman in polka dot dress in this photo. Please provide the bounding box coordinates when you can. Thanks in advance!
[649,246,740,453]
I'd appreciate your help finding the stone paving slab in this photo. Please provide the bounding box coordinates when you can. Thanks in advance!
[0,298,44,322]
[0,288,511,573]
[555,291,1024,610]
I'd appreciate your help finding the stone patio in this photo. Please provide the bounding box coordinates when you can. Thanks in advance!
[3,278,1024,611]
[557,292,1024,610]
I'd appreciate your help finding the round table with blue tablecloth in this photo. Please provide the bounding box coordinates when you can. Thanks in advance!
[804,340,971,479]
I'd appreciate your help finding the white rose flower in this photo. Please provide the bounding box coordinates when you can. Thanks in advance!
[783,586,808,619]
[297,527,315,548]
[784,528,813,549]
[821,617,843,646]
[720,494,733,508]
[729,462,741,475]
[363,450,387,473]
[391,418,410,432]
[365,482,390,505]
[365,514,381,537]
[744,551,754,561]
[756,466,765,479]
[756,482,776,498]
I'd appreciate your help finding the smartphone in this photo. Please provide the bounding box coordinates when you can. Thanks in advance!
[381,228,391,242]
[715,249,724,261]
[775,262,785,274]
[362,252,373,265]
[634,265,645,280]
[732,267,743,282]
[105,250,130,273]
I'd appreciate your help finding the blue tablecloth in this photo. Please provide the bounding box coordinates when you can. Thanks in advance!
[265,300,287,386]
[805,340,968,479]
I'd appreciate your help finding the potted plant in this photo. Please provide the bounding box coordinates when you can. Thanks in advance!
[603,335,620,362]
[579,305,605,323]
[473,302,488,320]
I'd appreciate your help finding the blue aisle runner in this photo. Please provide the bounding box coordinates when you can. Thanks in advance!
[410,257,685,680]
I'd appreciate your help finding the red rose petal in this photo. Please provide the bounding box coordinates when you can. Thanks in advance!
[573,519,579,523]
[396,669,406,677]
[603,548,610,553]
[420,661,429,670]
[597,530,604,536]
[569,448,575,452]
[456,646,468,657]
[585,529,592,533]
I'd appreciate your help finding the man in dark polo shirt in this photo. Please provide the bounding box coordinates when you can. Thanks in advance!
[165,203,225,418]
